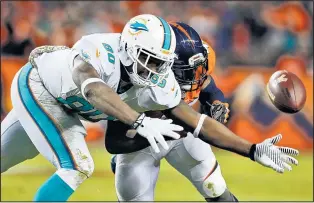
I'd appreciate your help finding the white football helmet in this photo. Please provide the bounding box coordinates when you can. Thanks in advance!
[118,14,177,87]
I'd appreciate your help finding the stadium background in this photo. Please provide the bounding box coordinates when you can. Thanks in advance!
[1,1,313,201]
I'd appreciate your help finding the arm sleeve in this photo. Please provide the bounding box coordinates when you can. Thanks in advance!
[199,76,226,105]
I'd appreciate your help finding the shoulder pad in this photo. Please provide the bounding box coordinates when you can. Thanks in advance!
[73,33,121,76]
[140,71,181,110]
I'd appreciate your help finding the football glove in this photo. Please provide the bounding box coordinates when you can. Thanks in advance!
[204,100,230,124]
[131,113,183,153]
[249,134,299,173]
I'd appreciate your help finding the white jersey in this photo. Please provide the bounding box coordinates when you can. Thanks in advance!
[32,33,181,122]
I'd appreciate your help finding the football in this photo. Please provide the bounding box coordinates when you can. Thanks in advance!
[266,70,306,113]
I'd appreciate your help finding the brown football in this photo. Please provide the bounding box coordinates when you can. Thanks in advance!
[266,70,306,113]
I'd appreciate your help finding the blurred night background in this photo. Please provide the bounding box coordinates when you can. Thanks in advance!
[1,1,313,201]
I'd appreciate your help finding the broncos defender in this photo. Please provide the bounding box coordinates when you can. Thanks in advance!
[1,14,184,201]
[106,22,299,201]
[108,22,234,201]
[2,15,298,202]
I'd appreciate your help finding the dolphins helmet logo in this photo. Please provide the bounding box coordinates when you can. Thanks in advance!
[129,18,149,35]
[81,49,91,62]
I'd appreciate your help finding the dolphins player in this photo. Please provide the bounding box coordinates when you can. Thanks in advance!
[1,14,184,201]
[106,22,299,201]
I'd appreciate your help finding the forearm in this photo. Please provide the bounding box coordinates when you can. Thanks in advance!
[199,117,253,157]
[84,82,140,126]
[72,55,139,126]
[167,101,252,157]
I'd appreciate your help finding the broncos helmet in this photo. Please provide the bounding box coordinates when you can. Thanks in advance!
[169,22,208,92]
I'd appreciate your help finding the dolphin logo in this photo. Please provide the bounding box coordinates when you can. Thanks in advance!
[130,21,149,32]
[81,50,90,60]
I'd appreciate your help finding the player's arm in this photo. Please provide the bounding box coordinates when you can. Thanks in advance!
[200,76,226,104]
[72,55,182,153]
[166,100,251,156]
[72,55,139,126]
[199,76,230,124]
[164,101,299,173]
[200,41,230,123]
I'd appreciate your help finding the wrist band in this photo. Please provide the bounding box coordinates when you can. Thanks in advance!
[131,113,146,130]
[193,114,207,138]
[249,144,257,161]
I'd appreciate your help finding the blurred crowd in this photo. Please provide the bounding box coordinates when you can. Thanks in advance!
[1,1,313,70]
[1,1,313,146]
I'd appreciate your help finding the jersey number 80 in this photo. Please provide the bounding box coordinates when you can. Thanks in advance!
[57,96,115,122]
[102,43,115,64]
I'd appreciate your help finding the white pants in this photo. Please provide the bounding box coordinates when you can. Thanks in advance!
[1,63,94,180]
[1,109,39,172]
[115,133,227,201]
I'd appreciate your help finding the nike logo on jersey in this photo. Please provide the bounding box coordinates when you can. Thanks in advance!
[171,84,175,91]
[130,21,149,32]
[96,49,100,58]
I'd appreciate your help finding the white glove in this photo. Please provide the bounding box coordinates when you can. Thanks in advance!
[249,134,299,173]
[131,113,184,153]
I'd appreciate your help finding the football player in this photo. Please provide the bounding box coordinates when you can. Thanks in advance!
[108,22,234,201]
[106,22,299,201]
[1,15,298,202]
[1,14,184,201]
